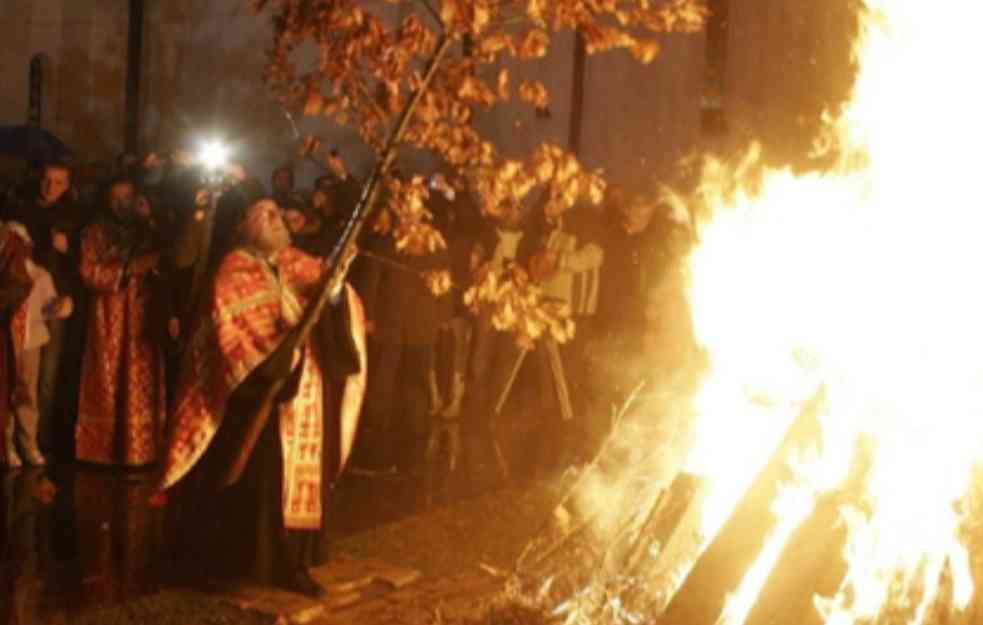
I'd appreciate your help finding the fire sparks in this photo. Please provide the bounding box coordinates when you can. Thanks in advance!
[679,1,983,624]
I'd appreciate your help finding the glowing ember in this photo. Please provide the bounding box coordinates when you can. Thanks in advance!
[679,1,983,623]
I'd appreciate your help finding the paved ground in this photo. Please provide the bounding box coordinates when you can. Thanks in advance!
[0,463,560,625]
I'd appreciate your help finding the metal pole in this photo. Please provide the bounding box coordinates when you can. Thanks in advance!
[125,0,145,154]
[568,30,587,156]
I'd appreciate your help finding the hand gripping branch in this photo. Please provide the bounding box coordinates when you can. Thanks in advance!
[218,35,454,487]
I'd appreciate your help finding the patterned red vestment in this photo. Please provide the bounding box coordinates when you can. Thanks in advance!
[76,223,166,466]
[160,246,366,530]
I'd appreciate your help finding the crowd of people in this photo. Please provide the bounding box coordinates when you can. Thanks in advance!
[0,149,696,594]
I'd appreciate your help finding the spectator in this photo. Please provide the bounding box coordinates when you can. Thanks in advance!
[4,223,73,467]
[293,176,355,256]
[595,189,664,339]
[353,181,449,476]
[522,204,605,469]
[0,224,34,467]
[271,165,305,212]
[459,206,531,488]
[426,172,478,422]
[282,202,322,255]
[594,189,696,400]
[2,161,88,462]
[75,178,165,467]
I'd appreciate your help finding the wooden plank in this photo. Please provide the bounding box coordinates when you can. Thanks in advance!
[218,556,423,624]
[659,390,826,625]
[319,571,503,625]
[742,494,848,625]
[744,442,873,625]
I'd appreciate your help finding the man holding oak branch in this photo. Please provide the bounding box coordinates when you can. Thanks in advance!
[158,179,367,597]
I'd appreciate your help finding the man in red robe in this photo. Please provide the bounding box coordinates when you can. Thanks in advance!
[76,178,166,466]
[159,179,366,597]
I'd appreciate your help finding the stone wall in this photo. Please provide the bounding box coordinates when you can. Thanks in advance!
[725,0,858,167]
[580,32,706,193]
[140,1,302,183]
[0,0,860,189]
[140,2,709,190]
[0,0,130,165]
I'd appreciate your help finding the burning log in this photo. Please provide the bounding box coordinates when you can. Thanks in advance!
[621,472,702,577]
[742,493,848,625]
[659,389,826,625]
[743,440,872,625]
[518,472,701,583]
[516,386,697,579]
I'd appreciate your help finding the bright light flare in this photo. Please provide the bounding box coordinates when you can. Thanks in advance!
[198,139,229,171]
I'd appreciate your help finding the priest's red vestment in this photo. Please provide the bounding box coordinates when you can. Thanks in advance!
[76,223,166,466]
[160,246,366,530]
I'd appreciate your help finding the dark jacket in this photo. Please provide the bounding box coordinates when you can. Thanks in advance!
[4,192,85,297]
[354,233,449,346]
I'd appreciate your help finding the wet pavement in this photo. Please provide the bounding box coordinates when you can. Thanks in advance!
[0,462,434,624]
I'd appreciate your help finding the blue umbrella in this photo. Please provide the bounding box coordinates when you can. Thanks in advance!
[0,125,73,163]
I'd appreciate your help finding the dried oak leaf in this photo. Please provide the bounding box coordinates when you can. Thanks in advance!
[587,174,607,205]
[440,0,462,29]
[631,39,661,64]
[373,208,394,234]
[395,222,447,255]
[304,92,326,116]
[518,81,549,109]
[471,3,492,34]
[479,32,515,57]
[299,135,322,158]
[497,68,510,100]
[327,150,348,179]
[422,270,454,297]
[518,29,550,59]
[526,0,546,25]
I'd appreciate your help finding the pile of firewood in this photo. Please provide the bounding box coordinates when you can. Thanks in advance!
[474,387,983,625]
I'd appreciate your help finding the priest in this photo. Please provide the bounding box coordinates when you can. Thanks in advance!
[76,177,166,466]
[158,179,366,597]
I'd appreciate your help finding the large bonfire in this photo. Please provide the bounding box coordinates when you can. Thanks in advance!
[511,1,983,624]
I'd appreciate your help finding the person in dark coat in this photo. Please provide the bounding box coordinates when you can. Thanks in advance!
[353,226,448,475]
[2,161,88,462]
[594,188,695,400]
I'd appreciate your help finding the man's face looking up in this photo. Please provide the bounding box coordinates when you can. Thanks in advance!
[242,199,291,255]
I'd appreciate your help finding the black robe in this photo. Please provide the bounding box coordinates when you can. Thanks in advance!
[164,299,361,587]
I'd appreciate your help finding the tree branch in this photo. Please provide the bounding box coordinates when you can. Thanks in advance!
[218,35,455,488]
[415,0,444,29]
[351,77,392,131]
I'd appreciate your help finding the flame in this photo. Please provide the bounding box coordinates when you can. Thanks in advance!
[677,1,983,623]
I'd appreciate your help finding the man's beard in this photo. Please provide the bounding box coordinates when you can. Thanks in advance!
[254,227,291,256]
